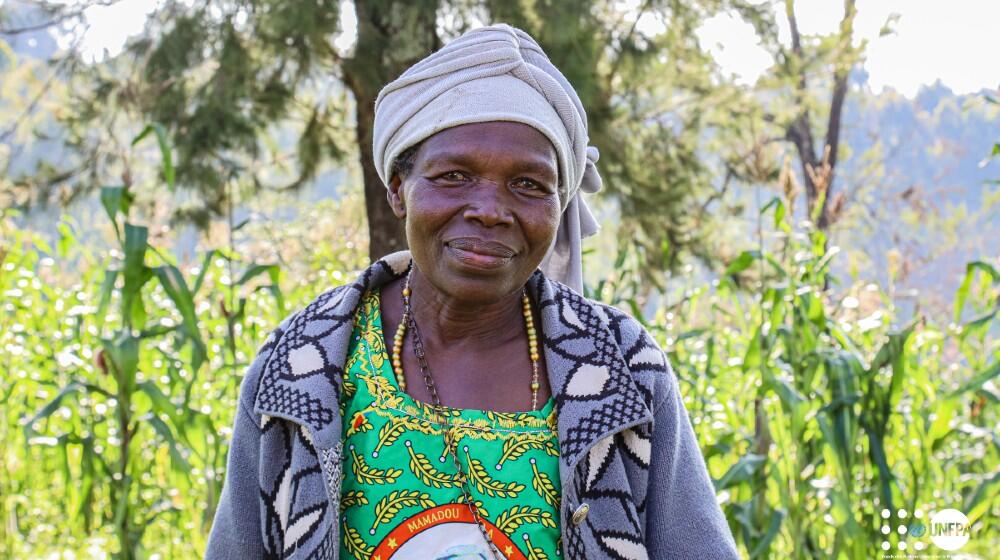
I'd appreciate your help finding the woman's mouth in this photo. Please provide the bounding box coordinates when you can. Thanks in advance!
[444,238,515,270]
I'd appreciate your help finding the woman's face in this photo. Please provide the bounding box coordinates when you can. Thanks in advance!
[388,121,561,303]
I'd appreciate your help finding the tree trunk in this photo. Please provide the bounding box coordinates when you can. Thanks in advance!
[343,0,441,263]
[783,0,856,231]
[353,90,407,262]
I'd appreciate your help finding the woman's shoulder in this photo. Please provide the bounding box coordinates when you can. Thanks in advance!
[560,289,678,412]
[276,268,379,335]
[290,254,407,324]
[259,282,357,349]
[588,299,655,350]
[243,279,362,375]
[537,273,654,348]
[235,279,366,445]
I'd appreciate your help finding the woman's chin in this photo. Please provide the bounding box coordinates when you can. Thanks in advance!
[422,254,528,303]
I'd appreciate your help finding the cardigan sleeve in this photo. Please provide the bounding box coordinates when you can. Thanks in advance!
[205,401,265,558]
[205,311,298,559]
[645,361,740,559]
[204,349,270,559]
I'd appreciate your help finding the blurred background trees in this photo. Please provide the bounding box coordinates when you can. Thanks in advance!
[4,0,779,271]
[7,0,993,294]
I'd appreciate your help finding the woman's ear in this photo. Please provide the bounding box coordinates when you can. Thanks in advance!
[387,174,406,219]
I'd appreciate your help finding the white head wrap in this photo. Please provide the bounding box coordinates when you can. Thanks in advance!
[372,23,602,293]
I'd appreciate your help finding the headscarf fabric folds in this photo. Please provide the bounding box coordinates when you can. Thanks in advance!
[372,23,602,293]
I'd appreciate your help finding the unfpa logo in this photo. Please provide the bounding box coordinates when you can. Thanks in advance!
[878,507,971,554]
[928,509,970,551]
[879,508,927,552]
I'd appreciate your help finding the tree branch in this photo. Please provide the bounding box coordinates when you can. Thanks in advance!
[816,0,857,228]
[607,0,654,83]
[0,31,84,142]
[0,0,123,36]
[699,167,733,214]
[823,0,857,174]
[784,0,820,213]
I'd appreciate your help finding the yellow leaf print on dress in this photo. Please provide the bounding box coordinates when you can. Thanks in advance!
[339,289,561,559]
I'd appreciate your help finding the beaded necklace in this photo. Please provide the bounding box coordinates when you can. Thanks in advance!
[390,264,542,409]
[389,263,542,558]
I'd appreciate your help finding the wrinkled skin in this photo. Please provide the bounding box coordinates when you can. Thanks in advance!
[381,121,561,411]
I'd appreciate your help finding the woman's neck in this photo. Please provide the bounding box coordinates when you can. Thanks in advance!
[407,267,525,347]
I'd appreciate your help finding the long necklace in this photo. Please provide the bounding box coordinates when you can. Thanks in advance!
[390,264,541,409]
[390,263,541,559]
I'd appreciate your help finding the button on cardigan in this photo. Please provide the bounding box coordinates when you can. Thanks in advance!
[206,251,739,559]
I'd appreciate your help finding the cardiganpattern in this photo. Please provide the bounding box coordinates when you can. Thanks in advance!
[256,384,335,427]
[257,417,330,558]
[246,251,667,559]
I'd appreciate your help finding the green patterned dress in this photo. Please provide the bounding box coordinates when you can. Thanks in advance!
[339,289,563,560]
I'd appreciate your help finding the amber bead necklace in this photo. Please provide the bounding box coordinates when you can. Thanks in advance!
[390,263,542,410]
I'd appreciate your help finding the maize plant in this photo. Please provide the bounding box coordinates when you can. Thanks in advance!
[591,190,998,558]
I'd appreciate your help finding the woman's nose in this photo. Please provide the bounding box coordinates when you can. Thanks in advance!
[463,181,514,227]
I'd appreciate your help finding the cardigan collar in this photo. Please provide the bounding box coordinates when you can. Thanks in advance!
[252,250,654,478]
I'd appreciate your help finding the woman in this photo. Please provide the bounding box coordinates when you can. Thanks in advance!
[207,24,738,560]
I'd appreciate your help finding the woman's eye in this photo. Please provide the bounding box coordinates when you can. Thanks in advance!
[513,178,544,192]
[439,171,467,182]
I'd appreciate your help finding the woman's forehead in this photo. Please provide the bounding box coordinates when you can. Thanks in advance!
[418,122,558,170]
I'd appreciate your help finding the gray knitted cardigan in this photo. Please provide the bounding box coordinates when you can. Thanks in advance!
[205,251,739,559]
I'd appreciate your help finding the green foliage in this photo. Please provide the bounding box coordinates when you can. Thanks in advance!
[590,191,998,558]
[2,212,284,557]
[54,0,349,220]
[0,129,366,557]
